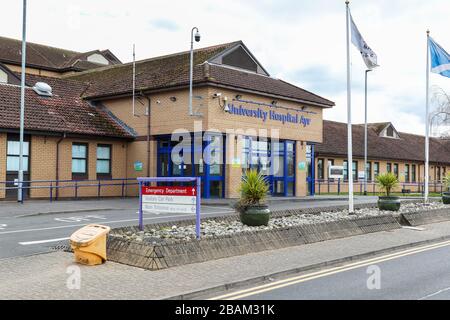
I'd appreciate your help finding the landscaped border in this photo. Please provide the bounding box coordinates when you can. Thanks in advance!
[106,202,450,271]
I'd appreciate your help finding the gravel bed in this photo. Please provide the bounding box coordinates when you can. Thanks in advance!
[112,202,450,244]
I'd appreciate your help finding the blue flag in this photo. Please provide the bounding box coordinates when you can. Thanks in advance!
[429,37,450,78]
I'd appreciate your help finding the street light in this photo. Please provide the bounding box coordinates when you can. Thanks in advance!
[189,27,201,116]
[363,69,372,196]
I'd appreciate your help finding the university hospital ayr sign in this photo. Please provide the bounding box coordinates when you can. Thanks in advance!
[227,102,312,127]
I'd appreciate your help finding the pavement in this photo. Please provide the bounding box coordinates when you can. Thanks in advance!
[0,196,380,259]
[3,219,450,299]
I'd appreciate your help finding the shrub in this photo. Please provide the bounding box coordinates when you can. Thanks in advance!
[444,173,450,191]
[376,173,399,197]
[234,169,269,213]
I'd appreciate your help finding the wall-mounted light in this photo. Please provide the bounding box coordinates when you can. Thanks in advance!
[170,96,177,102]
[235,94,242,100]
[212,92,222,98]
[271,100,278,106]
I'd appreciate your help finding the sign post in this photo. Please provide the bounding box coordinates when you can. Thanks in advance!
[137,177,201,239]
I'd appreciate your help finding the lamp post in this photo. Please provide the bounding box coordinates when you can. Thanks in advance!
[363,69,372,196]
[18,0,27,203]
[189,27,201,116]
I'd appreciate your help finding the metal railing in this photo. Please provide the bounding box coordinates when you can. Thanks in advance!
[314,179,446,196]
[0,178,139,202]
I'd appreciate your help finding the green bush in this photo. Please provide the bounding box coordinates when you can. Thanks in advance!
[376,173,399,197]
[234,169,269,213]
[444,173,450,191]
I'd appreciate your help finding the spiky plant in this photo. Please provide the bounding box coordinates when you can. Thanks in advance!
[234,169,269,213]
[444,173,450,191]
[376,173,399,197]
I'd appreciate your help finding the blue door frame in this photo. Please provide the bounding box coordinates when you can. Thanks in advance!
[156,134,225,199]
[306,144,315,196]
[244,138,295,197]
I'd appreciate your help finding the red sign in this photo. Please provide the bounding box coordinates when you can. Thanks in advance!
[141,186,196,196]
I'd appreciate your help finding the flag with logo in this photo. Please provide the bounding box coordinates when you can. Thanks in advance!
[429,37,450,78]
[350,13,379,69]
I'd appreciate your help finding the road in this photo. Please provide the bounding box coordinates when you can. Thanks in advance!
[208,239,450,300]
[0,196,378,259]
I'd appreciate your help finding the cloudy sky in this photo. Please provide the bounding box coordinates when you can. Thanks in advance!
[3,0,450,135]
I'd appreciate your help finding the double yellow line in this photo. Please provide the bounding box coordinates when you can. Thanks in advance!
[209,238,450,300]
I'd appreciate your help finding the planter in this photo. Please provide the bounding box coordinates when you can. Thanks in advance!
[239,204,270,226]
[378,196,401,211]
[443,192,450,204]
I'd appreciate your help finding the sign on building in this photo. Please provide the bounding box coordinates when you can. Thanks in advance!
[329,166,344,179]
[358,171,366,181]
[141,186,197,214]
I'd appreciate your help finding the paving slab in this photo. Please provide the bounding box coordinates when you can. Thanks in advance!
[2,219,450,299]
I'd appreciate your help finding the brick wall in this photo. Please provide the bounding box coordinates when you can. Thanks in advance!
[314,156,449,194]
[0,135,130,200]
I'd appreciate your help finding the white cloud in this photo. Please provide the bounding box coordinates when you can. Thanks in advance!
[2,0,450,135]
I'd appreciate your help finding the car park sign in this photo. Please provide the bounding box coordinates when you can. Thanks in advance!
[137,177,201,239]
[141,186,197,214]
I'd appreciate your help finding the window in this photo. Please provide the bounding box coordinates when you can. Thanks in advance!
[87,53,109,65]
[343,160,357,181]
[412,164,417,182]
[387,163,392,173]
[0,69,7,83]
[97,144,111,178]
[437,166,442,182]
[352,161,358,182]
[317,158,324,180]
[365,162,372,182]
[386,126,394,137]
[374,162,380,178]
[7,140,29,172]
[405,164,410,183]
[72,143,88,179]
[394,163,399,178]
[327,159,335,181]
[343,160,348,181]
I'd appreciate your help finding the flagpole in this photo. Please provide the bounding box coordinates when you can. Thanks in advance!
[346,0,354,213]
[18,0,27,203]
[425,30,430,203]
[364,69,371,195]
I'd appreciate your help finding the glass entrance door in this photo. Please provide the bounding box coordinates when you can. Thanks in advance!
[242,138,295,197]
[156,134,225,198]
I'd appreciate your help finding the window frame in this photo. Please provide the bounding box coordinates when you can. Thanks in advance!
[317,158,324,180]
[374,162,380,178]
[411,164,417,182]
[365,161,372,182]
[96,144,112,179]
[6,136,30,173]
[327,159,335,181]
[405,164,410,183]
[394,163,399,179]
[72,143,89,180]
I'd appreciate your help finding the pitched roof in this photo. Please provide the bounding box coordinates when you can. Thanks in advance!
[66,41,335,107]
[0,73,133,139]
[0,36,121,72]
[315,120,450,164]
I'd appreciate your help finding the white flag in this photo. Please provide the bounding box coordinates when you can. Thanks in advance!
[350,13,379,69]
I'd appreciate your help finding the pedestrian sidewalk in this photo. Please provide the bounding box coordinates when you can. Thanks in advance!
[2,220,450,299]
[0,198,139,218]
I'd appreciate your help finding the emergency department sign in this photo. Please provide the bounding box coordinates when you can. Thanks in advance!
[141,186,197,214]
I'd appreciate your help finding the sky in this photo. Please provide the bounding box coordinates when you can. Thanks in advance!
[2,0,450,136]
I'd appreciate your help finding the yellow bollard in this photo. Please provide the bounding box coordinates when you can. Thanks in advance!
[70,224,111,266]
